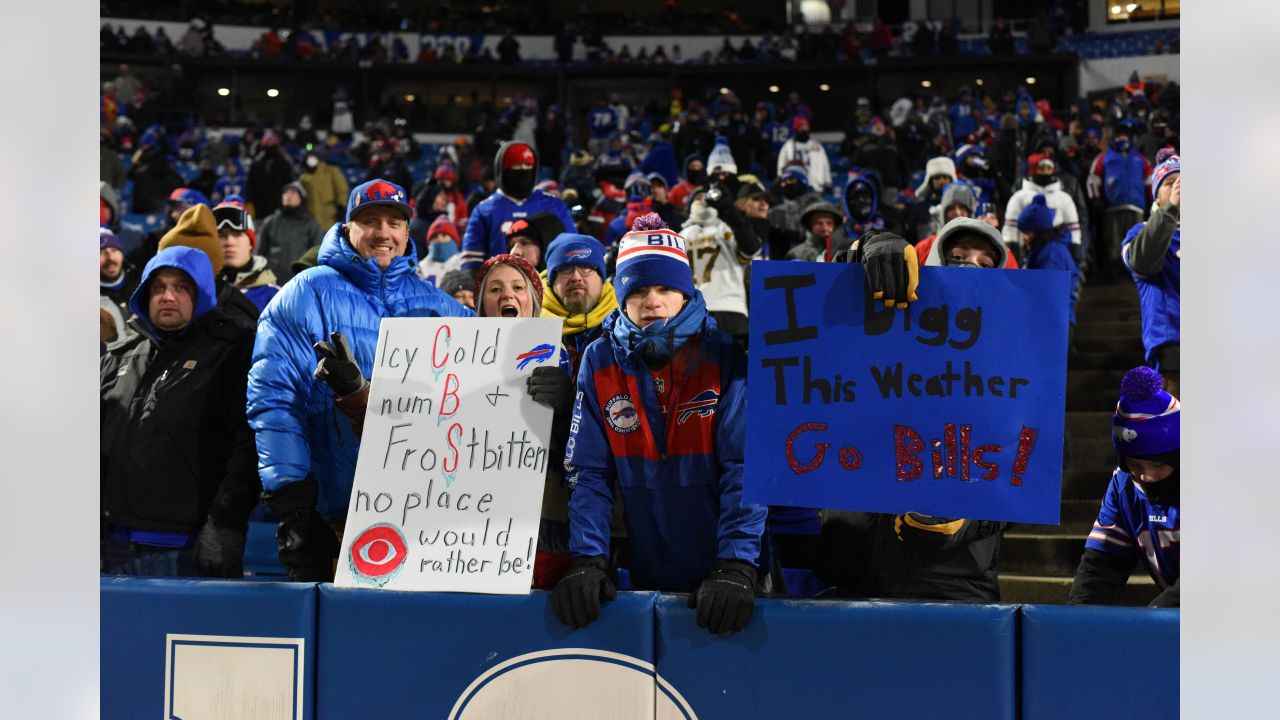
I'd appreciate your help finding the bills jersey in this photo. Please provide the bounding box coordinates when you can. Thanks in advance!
[1085,468,1180,589]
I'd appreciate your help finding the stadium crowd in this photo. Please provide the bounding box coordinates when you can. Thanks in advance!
[100,24,1181,629]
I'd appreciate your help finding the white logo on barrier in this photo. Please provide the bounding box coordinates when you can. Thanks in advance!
[448,648,697,720]
[163,634,304,720]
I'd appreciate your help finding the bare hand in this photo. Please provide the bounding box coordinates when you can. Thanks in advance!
[1169,174,1180,210]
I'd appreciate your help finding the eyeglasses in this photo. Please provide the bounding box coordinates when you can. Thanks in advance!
[558,266,598,278]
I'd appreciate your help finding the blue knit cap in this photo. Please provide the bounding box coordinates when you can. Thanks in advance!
[613,214,694,306]
[1112,366,1180,457]
[1151,154,1180,195]
[546,233,607,284]
[1017,194,1057,234]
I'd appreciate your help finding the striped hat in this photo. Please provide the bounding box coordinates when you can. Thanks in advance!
[1112,366,1180,458]
[1151,154,1180,195]
[614,216,693,306]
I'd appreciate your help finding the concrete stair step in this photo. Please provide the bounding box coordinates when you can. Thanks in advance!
[999,573,1158,605]
[1074,320,1143,341]
[1069,349,1146,370]
[1001,531,1086,576]
[1062,469,1116,500]
[1072,335,1144,354]
[1065,436,1116,475]
[1076,282,1140,305]
[1066,411,1113,442]
[1075,308,1140,324]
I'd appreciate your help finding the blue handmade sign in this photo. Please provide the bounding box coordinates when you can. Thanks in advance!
[745,262,1069,524]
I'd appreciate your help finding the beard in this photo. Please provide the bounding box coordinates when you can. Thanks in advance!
[562,288,600,315]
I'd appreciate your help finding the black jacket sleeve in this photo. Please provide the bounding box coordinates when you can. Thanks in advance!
[207,332,263,531]
[718,204,763,258]
[1068,548,1137,605]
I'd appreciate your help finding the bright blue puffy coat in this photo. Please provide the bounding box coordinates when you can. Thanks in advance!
[247,223,473,518]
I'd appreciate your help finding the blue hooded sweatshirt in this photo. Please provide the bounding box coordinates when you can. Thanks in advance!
[129,246,219,341]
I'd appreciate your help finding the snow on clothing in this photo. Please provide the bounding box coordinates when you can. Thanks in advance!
[1078,467,1180,591]
[101,247,259,539]
[220,255,280,311]
[460,189,574,272]
[257,204,324,285]
[1002,177,1083,249]
[1122,204,1180,367]
[565,295,767,591]
[775,136,832,193]
[247,224,473,519]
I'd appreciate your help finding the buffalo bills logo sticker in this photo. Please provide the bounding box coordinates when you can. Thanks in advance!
[676,389,720,425]
[604,394,640,434]
[516,343,556,371]
[348,523,408,587]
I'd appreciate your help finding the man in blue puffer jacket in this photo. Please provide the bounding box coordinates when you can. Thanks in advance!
[551,216,767,636]
[247,179,473,580]
[460,141,575,272]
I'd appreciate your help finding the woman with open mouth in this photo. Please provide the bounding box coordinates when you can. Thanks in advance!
[476,253,580,590]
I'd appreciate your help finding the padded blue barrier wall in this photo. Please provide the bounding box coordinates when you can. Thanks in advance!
[1021,604,1179,720]
[655,595,1018,720]
[100,577,317,720]
[316,586,659,718]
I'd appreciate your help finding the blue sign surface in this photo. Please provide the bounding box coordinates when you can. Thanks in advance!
[745,261,1068,524]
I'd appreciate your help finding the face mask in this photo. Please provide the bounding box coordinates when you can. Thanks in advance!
[305,155,319,169]
[852,200,873,219]
[687,168,707,185]
[1138,473,1179,507]
[782,182,806,200]
[1032,174,1055,187]
[502,168,535,197]
[795,131,810,143]
[945,260,983,269]
[429,240,459,262]
[1112,139,1132,153]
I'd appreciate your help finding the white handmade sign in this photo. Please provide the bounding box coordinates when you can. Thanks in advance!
[334,316,563,594]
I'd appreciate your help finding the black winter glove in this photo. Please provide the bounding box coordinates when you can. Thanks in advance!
[314,331,368,398]
[193,518,246,578]
[704,183,735,215]
[854,230,919,308]
[527,366,573,414]
[688,559,758,635]
[552,555,617,630]
[263,476,340,582]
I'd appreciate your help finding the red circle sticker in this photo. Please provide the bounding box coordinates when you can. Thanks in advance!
[348,523,408,586]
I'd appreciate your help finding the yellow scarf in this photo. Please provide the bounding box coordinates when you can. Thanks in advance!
[540,271,618,336]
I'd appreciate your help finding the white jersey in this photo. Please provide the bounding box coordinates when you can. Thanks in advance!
[681,212,754,318]
[416,252,462,286]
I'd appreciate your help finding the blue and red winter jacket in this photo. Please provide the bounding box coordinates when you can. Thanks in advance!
[460,189,574,272]
[565,305,766,591]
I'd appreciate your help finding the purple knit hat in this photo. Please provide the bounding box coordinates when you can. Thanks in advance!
[1112,366,1180,457]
